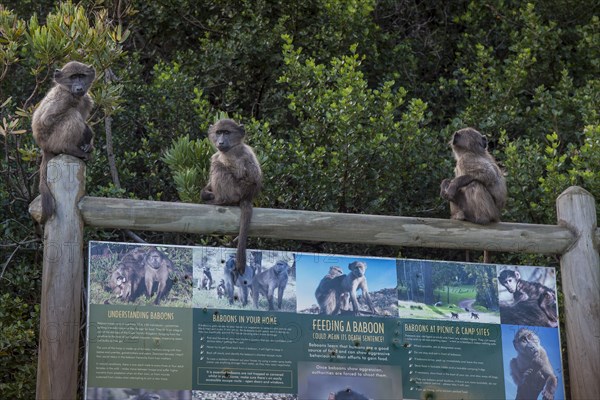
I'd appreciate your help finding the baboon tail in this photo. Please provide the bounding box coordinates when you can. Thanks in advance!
[39,151,55,224]
[236,199,253,274]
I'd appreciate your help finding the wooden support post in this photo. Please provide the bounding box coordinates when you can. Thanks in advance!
[32,155,86,400]
[556,186,600,400]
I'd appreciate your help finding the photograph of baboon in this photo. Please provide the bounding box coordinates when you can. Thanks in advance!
[498,266,559,328]
[192,247,297,312]
[192,390,296,400]
[297,362,401,400]
[88,241,193,307]
[501,325,564,400]
[86,387,191,400]
[397,259,500,323]
[296,254,398,316]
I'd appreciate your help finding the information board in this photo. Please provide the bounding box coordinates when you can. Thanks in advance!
[85,241,565,400]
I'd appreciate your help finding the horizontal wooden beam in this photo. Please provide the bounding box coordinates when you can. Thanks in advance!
[29,196,576,254]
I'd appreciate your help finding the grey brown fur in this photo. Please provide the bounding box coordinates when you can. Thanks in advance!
[106,247,147,302]
[315,266,346,315]
[510,328,557,400]
[143,248,173,305]
[498,269,555,304]
[440,128,507,224]
[32,61,96,223]
[252,260,289,310]
[201,119,262,274]
[341,261,376,315]
[223,254,254,306]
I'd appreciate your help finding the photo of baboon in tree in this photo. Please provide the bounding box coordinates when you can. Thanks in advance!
[397,259,500,323]
[296,254,398,316]
[88,242,193,307]
[192,247,296,311]
[501,325,564,400]
[498,266,558,328]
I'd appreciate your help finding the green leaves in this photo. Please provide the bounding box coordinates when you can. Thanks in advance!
[163,135,213,203]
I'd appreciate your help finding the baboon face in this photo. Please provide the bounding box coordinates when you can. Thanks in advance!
[209,119,245,152]
[451,128,488,153]
[128,247,147,261]
[513,328,541,356]
[55,61,95,97]
[273,260,289,274]
[146,250,163,269]
[499,270,520,293]
[348,261,367,277]
[110,266,131,299]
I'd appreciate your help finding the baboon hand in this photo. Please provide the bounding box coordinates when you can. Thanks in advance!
[542,388,555,400]
[201,189,215,202]
[440,178,456,200]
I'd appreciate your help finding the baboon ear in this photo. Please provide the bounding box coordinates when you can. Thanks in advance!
[54,69,63,80]
[239,124,246,135]
[481,135,488,149]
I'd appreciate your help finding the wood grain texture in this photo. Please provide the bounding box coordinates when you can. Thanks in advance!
[34,155,85,400]
[556,186,600,400]
[64,196,574,254]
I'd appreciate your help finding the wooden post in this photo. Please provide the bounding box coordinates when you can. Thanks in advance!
[32,155,86,400]
[556,186,600,400]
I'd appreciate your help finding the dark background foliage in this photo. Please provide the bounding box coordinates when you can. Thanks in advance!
[1,0,598,397]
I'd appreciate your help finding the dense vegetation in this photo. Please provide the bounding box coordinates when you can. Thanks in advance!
[1,0,598,397]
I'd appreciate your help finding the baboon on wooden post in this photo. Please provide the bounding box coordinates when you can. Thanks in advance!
[32,61,96,223]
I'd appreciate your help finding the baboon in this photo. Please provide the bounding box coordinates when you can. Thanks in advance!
[216,279,226,299]
[201,119,262,275]
[107,264,132,301]
[252,260,290,310]
[340,261,376,315]
[450,312,459,319]
[106,247,147,302]
[471,312,480,319]
[500,295,558,328]
[315,266,347,315]
[498,269,555,305]
[440,128,507,224]
[223,254,254,306]
[143,248,173,305]
[32,61,96,223]
[199,265,213,290]
[510,328,557,400]
[329,388,370,400]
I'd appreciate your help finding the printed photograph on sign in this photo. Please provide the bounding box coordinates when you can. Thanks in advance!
[501,325,565,400]
[86,387,190,399]
[297,362,402,400]
[497,266,558,328]
[397,259,501,323]
[88,242,193,307]
[295,254,398,316]
[192,391,297,399]
[193,247,297,312]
